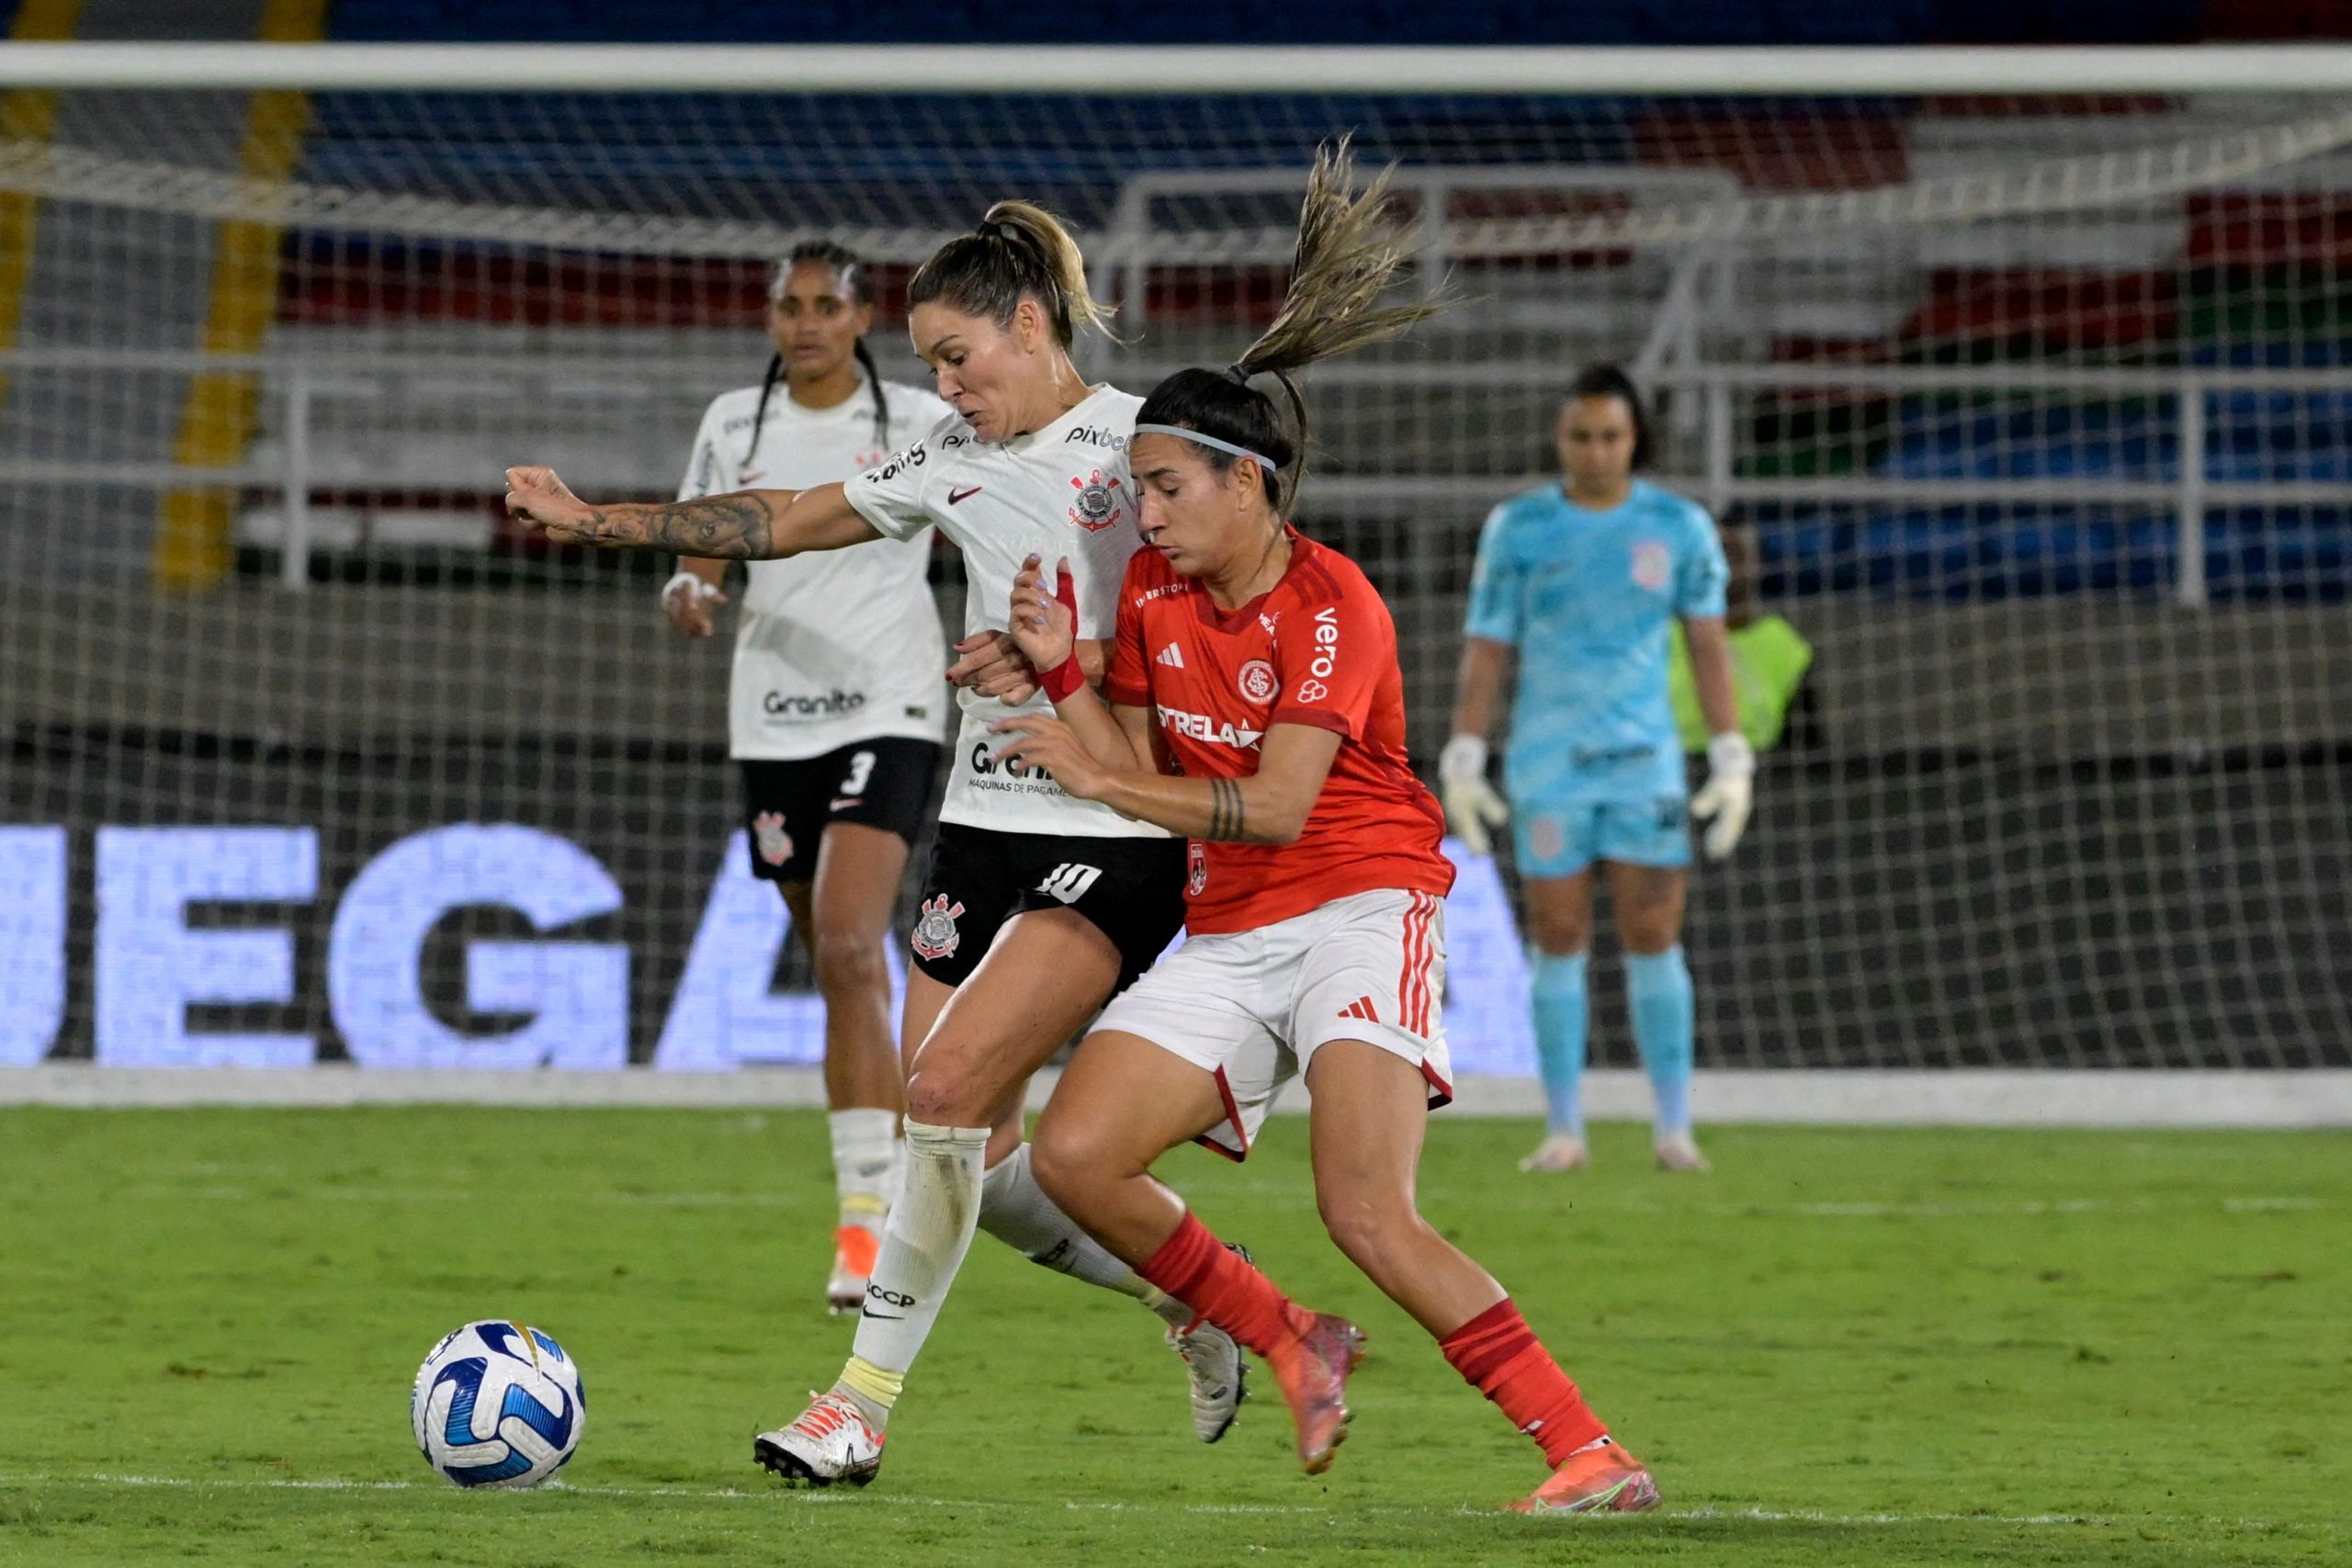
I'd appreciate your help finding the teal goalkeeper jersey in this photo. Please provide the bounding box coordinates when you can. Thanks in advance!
[1464,479,1730,803]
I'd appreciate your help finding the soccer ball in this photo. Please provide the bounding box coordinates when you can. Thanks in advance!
[411,1320,586,1488]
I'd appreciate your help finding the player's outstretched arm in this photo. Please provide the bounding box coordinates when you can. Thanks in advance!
[993,719,1340,845]
[503,468,880,559]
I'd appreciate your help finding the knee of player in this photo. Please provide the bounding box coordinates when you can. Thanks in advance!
[1025,1126,1092,1212]
[1615,907,1684,954]
[902,1065,989,1129]
[1314,1183,1417,1265]
[806,927,890,999]
[1525,913,1591,956]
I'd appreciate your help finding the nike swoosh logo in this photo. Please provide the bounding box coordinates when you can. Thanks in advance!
[947,486,982,504]
[829,797,863,811]
[859,1308,904,1322]
[738,469,766,485]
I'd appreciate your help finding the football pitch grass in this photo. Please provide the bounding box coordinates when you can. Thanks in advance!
[1,1108,2345,1566]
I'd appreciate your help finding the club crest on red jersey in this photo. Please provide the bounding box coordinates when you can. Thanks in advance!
[1238,660,1278,705]
[912,894,966,961]
[1067,468,1126,533]
[752,811,794,867]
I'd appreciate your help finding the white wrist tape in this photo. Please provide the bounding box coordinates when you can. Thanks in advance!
[662,570,720,604]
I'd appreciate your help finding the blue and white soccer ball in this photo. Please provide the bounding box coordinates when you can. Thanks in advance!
[411,1320,586,1488]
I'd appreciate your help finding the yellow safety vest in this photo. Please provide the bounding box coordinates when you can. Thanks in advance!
[1668,615,1815,753]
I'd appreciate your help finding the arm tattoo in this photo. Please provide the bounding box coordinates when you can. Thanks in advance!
[581,493,776,558]
[1205,777,1249,842]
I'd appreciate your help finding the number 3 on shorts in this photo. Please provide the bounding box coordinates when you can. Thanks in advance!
[841,750,876,798]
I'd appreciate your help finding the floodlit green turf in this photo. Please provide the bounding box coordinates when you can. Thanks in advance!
[1,1108,2346,1566]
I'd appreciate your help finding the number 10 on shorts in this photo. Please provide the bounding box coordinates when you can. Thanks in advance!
[1035,863,1103,904]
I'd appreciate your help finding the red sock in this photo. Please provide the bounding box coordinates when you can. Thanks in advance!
[1439,1297,1607,1466]
[1138,1212,1303,1359]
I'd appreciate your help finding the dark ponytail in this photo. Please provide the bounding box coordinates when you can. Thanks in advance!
[906,199,1115,350]
[745,240,890,469]
[1133,138,1439,516]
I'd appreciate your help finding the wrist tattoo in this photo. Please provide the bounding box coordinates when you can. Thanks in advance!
[1205,777,1249,842]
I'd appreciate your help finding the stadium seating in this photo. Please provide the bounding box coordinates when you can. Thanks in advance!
[174,0,2343,600]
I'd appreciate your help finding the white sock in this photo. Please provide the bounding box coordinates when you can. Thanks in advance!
[827,1108,899,1232]
[835,1118,988,1427]
[978,1143,1192,1325]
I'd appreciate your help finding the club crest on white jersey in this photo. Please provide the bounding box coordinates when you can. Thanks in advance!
[1068,468,1127,533]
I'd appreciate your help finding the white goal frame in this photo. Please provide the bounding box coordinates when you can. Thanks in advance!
[2,42,2351,96]
[1,41,2346,1124]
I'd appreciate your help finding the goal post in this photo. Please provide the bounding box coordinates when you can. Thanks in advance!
[0,44,2346,1118]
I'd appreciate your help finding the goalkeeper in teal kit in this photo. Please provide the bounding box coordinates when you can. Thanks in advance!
[1442,367,1752,1173]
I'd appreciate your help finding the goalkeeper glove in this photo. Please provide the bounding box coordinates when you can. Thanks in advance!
[1438,734,1510,857]
[1690,732,1756,861]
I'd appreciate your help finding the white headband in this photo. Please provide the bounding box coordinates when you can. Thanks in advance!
[1133,423,1280,476]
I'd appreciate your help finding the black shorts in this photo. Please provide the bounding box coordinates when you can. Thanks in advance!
[740,738,940,886]
[910,822,1186,992]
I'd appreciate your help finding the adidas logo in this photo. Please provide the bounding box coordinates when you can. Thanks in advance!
[1338,996,1379,1023]
[1156,643,1185,669]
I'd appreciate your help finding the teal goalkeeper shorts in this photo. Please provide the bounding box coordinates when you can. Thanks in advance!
[1510,793,1692,878]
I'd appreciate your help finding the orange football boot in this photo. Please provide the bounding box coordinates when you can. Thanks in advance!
[1263,1309,1367,1473]
[1507,1436,1661,1515]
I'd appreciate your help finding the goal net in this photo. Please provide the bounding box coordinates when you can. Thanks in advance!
[2,49,2346,1076]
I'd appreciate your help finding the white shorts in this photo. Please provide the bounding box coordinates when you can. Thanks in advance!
[1092,887,1453,1160]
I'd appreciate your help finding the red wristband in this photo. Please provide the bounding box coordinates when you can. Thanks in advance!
[1040,655,1085,703]
[1036,559,1084,702]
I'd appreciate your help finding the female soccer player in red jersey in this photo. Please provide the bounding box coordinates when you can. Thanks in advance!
[505,201,1245,1485]
[991,144,1659,1517]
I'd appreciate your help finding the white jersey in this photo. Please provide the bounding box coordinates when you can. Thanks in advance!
[844,384,1169,840]
[677,376,954,761]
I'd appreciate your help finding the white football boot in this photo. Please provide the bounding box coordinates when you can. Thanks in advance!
[1654,1131,1713,1172]
[754,1392,884,1487]
[1519,1133,1590,1172]
[1168,1314,1247,1443]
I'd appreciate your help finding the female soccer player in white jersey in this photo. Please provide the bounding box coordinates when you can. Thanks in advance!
[990,144,1659,1517]
[1441,366,1752,1174]
[662,241,954,1314]
[503,203,1242,1485]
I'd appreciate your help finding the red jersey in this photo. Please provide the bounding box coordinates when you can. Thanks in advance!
[1102,530,1454,934]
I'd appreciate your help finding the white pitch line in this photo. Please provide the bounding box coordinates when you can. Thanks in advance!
[104,1184,2335,1221]
[0,1472,2328,1534]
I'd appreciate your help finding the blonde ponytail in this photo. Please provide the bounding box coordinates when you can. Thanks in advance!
[909,198,1118,349]
[978,199,1116,344]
